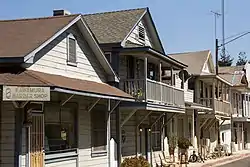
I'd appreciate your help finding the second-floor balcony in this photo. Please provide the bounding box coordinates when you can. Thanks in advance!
[196,77,232,116]
[122,78,185,108]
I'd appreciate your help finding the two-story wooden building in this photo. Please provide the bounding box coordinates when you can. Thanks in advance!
[219,65,250,152]
[170,50,233,155]
[0,11,135,167]
[83,8,188,165]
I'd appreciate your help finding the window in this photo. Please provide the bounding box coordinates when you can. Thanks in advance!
[138,25,145,42]
[148,63,156,80]
[44,104,77,152]
[67,35,77,65]
[152,120,162,151]
[127,56,135,79]
[91,106,107,154]
[104,52,112,64]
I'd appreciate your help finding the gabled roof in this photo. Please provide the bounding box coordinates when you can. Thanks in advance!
[0,14,79,58]
[0,14,119,82]
[218,65,247,86]
[82,8,165,53]
[169,50,211,75]
[82,8,146,44]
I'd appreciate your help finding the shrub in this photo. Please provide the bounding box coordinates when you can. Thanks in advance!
[178,137,192,149]
[121,156,150,167]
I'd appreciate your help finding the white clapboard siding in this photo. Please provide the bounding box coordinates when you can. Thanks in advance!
[27,25,107,83]
[46,159,77,167]
[78,99,108,167]
[125,20,152,47]
[121,111,137,157]
[0,102,15,167]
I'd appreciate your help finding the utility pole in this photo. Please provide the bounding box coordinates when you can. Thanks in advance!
[215,39,219,75]
[221,0,225,58]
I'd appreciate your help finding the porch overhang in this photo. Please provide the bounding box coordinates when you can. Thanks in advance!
[117,46,188,70]
[0,70,134,102]
[120,101,185,113]
[232,116,249,122]
[185,102,213,111]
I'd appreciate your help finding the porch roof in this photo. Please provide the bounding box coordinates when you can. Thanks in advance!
[0,70,134,101]
[117,46,188,69]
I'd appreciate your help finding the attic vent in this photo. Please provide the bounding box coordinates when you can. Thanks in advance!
[138,25,145,42]
[53,9,71,16]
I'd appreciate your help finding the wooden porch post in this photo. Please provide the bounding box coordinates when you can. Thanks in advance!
[159,62,162,82]
[144,57,148,101]
[170,66,174,86]
[181,70,185,89]
[212,79,216,111]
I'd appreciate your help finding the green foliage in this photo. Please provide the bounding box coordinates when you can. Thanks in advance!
[236,52,247,66]
[168,135,178,150]
[178,137,192,149]
[121,156,150,167]
[218,51,233,67]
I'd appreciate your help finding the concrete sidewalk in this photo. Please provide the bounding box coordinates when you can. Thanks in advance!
[187,150,250,167]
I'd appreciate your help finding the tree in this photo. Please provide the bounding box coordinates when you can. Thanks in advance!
[218,51,234,66]
[236,52,247,66]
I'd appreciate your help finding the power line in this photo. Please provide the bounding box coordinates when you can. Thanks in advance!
[219,30,250,42]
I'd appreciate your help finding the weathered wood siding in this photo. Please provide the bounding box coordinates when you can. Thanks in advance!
[0,102,15,167]
[25,25,107,83]
[124,20,152,47]
[45,95,108,167]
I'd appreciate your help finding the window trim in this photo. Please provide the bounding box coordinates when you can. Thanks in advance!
[104,52,112,64]
[67,33,77,66]
[44,102,78,153]
[91,107,108,157]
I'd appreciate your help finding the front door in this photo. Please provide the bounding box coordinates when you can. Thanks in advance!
[31,113,44,167]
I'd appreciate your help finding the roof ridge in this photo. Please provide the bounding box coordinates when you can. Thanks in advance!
[82,7,147,16]
[169,50,210,56]
[0,14,80,22]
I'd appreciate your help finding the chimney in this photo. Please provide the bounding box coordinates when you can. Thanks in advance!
[53,9,71,16]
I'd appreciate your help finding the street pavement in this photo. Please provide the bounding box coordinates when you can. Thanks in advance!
[217,157,250,167]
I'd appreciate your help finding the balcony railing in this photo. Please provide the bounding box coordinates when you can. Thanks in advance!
[122,78,185,107]
[184,89,194,103]
[214,99,231,115]
[197,98,231,115]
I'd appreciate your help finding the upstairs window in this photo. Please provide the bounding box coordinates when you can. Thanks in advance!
[67,34,77,65]
[104,52,112,64]
[138,25,145,42]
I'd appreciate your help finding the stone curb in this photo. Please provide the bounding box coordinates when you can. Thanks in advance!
[201,153,250,167]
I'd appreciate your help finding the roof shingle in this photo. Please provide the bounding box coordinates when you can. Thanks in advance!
[0,70,133,99]
[82,8,146,44]
[0,14,79,58]
[169,50,210,75]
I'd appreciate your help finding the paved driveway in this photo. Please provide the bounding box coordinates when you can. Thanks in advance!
[218,157,250,167]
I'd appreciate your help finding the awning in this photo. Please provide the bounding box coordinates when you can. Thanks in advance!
[0,70,134,101]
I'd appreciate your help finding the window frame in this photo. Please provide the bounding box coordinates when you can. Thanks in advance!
[44,103,78,154]
[138,24,145,42]
[104,52,112,64]
[67,33,77,66]
[91,106,108,157]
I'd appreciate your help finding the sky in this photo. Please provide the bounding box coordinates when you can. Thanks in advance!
[0,0,250,64]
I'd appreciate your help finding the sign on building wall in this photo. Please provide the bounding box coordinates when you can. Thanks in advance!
[2,86,50,101]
